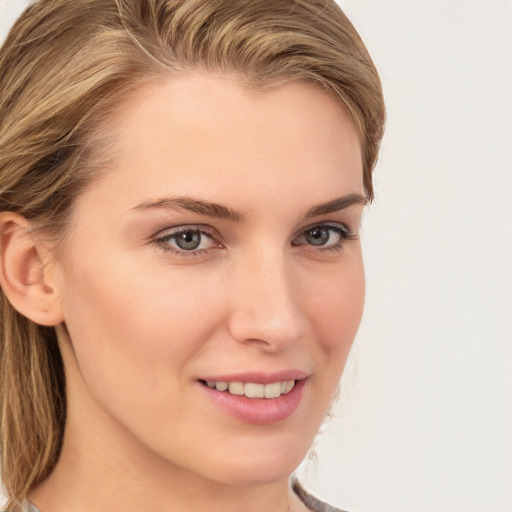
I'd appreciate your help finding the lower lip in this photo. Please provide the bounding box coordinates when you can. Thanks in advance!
[200,379,306,425]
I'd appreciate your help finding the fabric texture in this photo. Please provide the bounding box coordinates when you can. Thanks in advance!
[292,479,348,512]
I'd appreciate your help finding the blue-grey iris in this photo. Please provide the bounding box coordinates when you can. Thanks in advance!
[305,227,330,246]
[176,230,201,250]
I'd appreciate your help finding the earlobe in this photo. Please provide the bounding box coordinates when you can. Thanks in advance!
[0,213,64,326]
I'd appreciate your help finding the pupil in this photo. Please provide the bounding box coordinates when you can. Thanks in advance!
[306,227,329,246]
[176,231,201,250]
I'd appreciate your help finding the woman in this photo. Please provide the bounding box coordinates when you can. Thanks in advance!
[0,1,385,511]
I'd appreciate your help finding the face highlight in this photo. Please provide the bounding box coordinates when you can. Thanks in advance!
[51,75,366,487]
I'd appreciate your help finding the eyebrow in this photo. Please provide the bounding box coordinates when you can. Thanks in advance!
[132,196,245,222]
[305,193,368,217]
[131,192,367,221]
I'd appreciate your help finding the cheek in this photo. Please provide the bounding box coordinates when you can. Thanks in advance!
[58,254,222,397]
[306,257,365,355]
[303,260,363,416]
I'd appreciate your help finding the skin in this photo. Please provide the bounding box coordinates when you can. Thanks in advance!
[28,75,366,512]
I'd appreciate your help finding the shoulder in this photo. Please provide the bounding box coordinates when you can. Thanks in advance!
[292,479,350,512]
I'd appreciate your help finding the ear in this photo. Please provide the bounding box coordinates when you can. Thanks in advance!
[0,213,64,326]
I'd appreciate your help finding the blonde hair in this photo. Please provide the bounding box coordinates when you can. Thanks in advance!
[0,0,385,508]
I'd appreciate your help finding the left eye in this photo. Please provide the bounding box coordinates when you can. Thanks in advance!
[292,224,350,248]
[156,228,217,252]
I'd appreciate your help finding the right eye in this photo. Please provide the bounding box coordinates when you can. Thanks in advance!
[154,226,221,256]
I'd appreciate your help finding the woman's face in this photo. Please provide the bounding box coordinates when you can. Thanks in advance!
[52,75,366,486]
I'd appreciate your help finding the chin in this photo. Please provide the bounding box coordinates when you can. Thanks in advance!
[191,435,311,487]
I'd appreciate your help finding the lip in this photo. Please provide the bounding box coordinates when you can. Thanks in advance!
[200,370,309,384]
[198,370,309,425]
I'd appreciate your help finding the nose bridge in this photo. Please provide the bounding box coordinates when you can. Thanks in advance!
[228,246,305,349]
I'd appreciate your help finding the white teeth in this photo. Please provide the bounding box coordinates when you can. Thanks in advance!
[285,380,295,393]
[264,382,282,399]
[206,379,297,398]
[245,383,264,398]
[215,381,228,392]
[228,382,244,395]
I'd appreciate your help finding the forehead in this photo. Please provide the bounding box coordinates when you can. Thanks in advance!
[78,74,363,214]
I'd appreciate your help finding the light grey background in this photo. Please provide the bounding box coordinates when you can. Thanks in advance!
[1,1,511,511]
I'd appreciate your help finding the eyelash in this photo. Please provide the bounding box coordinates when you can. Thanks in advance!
[152,223,357,258]
[154,226,220,257]
[291,223,358,254]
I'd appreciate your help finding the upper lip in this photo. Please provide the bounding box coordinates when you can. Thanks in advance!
[199,370,309,384]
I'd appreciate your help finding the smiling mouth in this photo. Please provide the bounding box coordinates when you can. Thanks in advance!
[199,380,296,399]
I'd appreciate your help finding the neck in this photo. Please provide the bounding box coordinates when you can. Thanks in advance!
[29,411,303,512]
[30,467,293,512]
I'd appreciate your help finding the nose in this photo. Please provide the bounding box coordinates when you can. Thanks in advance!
[227,248,308,351]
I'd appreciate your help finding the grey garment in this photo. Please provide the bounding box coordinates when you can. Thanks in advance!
[292,479,349,512]
[24,481,348,512]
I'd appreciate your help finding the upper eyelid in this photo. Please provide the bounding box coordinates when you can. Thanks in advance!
[154,224,219,239]
[294,221,351,237]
